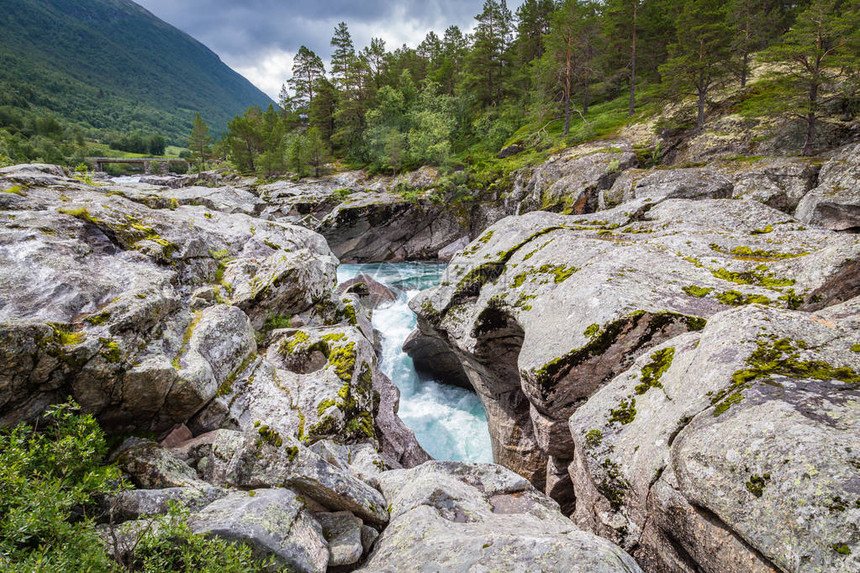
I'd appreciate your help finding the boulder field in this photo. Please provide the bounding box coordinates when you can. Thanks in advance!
[0,138,857,571]
[0,163,643,572]
[406,141,860,572]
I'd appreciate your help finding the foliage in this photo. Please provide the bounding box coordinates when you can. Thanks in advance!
[214,0,846,178]
[0,401,119,570]
[125,504,269,572]
[0,401,271,572]
[760,0,859,154]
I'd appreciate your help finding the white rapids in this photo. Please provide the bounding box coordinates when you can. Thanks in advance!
[338,263,493,463]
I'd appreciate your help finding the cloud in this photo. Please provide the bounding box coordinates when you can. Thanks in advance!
[134,0,510,99]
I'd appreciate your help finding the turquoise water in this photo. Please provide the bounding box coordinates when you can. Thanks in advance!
[337,263,493,463]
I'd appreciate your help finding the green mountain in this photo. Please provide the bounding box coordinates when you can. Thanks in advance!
[0,0,274,143]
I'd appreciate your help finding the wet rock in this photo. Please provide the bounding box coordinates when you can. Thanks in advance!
[402,328,472,390]
[189,488,328,573]
[336,273,400,309]
[358,461,642,572]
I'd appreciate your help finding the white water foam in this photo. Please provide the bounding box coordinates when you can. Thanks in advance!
[338,263,493,463]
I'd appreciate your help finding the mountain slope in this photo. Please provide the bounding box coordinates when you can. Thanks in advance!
[0,0,274,141]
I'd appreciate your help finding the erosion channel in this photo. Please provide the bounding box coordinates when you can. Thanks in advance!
[337,263,492,463]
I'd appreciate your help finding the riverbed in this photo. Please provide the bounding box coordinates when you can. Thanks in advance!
[337,263,493,463]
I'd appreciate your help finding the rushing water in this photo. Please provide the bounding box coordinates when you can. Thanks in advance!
[337,263,493,463]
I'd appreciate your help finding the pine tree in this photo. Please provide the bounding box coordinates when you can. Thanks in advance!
[187,113,211,172]
[730,0,770,87]
[465,0,514,106]
[762,0,859,155]
[603,0,642,115]
[547,0,601,134]
[362,37,387,89]
[516,0,556,64]
[440,26,469,94]
[289,46,326,110]
[659,0,734,131]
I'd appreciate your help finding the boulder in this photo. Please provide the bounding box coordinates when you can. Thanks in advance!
[437,236,470,261]
[510,140,637,214]
[337,273,400,309]
[317,511,364,566]
[189,488,329,573]
[108,486,227,522]
[600,167,733,210]
[409,198,858,502]
[0,169,338,433]
[317,192,468,262]
[717,156,820,213]
[358,461,642,572]
[568,299,860,572]
[114,438,209,490]
[795,142,860,231]
[185,429,390,525]
[402,328,472,389]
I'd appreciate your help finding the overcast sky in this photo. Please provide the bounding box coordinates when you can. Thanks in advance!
[135,0,521,100]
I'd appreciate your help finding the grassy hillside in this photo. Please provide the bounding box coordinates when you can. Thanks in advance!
[0,0,273,142]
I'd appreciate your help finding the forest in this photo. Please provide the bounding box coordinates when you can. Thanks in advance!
[212,0,858,178]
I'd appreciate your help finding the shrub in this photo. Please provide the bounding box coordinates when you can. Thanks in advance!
[0,401,270,572]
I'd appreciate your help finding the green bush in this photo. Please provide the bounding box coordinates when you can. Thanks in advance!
[0,402,120,571]
[0,401,270,572]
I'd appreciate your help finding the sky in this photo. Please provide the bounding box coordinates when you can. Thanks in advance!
[134,0,520,100]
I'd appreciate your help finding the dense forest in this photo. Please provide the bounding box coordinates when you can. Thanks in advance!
[215,0,858,178]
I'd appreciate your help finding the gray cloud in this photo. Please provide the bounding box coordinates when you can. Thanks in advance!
[134,0,516,97]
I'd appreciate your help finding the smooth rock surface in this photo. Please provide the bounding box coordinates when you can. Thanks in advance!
[359,461,642,572]
[568,300,860,572]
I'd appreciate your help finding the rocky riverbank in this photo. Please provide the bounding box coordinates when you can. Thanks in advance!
[0,162,640,572]
[0,135,857,571]
[406,141,860,572]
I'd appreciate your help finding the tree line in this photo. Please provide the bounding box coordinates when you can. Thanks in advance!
[204,0,858,176]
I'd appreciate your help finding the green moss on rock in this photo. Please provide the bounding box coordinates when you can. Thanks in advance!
[634,347,675,395]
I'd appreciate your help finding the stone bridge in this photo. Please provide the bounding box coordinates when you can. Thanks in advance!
[90,157,189,174]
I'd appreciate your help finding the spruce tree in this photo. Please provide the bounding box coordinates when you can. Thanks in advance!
[330,22,356,91]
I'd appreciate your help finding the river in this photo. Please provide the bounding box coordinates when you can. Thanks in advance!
[337,263,493,463]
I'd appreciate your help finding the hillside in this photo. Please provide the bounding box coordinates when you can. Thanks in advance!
[0,0,273,142]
